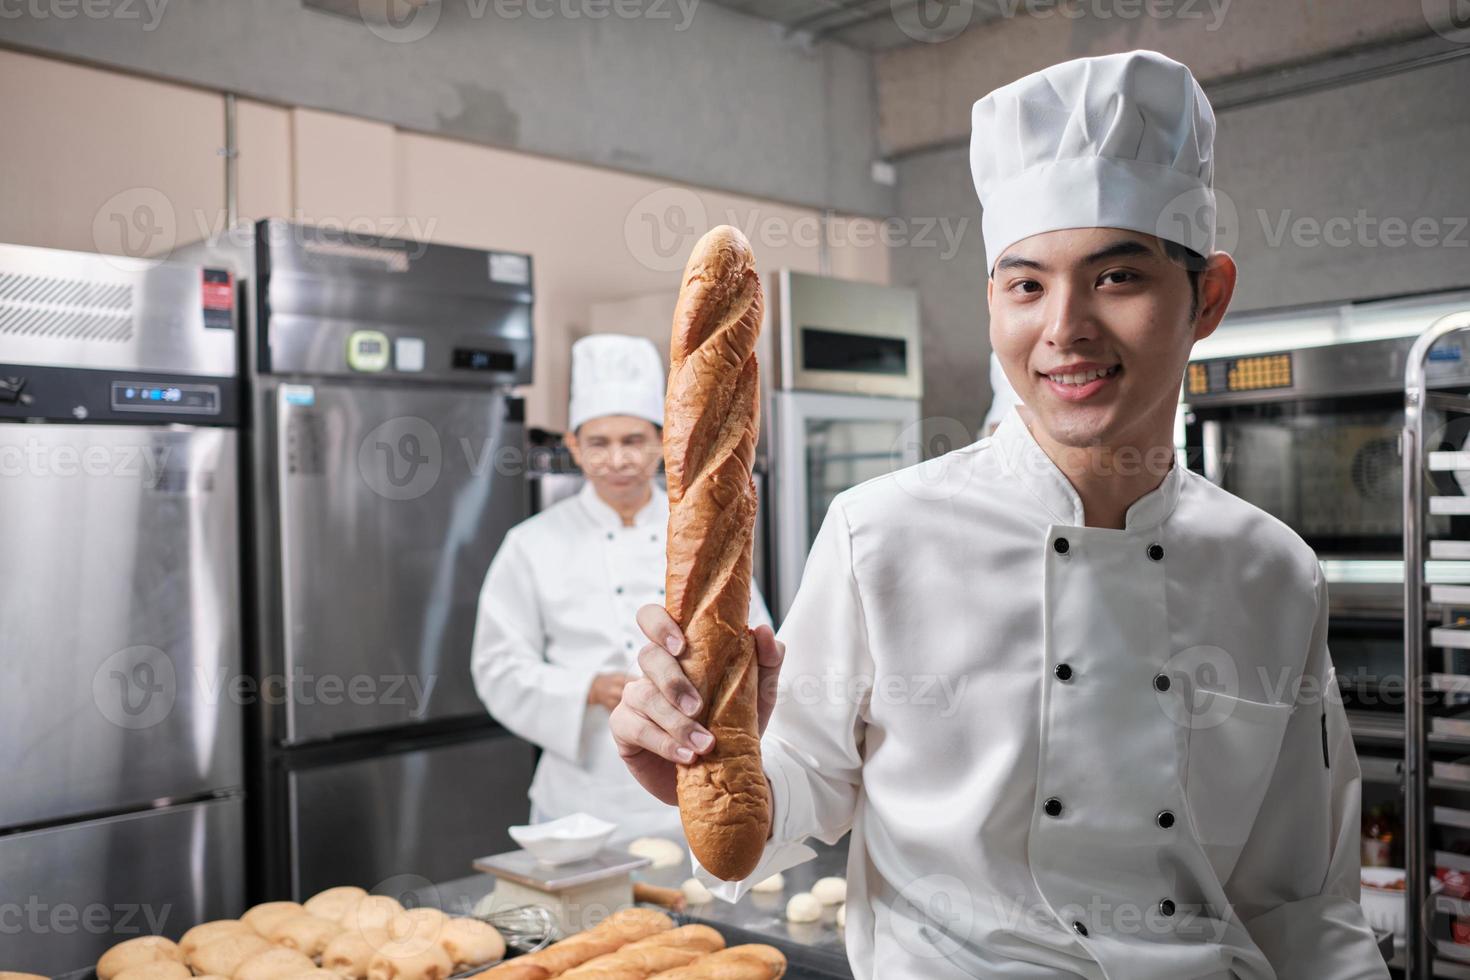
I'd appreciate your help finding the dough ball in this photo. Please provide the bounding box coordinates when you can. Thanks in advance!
[180,920,255,957]
[750,872,785,894]
[235,946,316,980]
[97,936,186,980]
[785,892,821,924]
[384,907,449,953]
[267,912,343,958]
[680,878,713,905]
[112,963,192,980]
[366,943,454,980]
[187,934,273,976]
[627,837,685,870]
[437,917,505,969]
[349,896,406,933]
[812,876,847,906]
[303,885,368,924]
[241,901,304,936]
[321,927,391,980]
[836,902,846,931]
[275,972,342,980]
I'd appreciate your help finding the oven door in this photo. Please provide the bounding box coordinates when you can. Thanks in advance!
[1184,393,1470,555]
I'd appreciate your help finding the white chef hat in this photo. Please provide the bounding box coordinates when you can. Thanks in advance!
[970,49,1217,275]
[568,333,665,431]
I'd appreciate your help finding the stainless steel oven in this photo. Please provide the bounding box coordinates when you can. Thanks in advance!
[1182,334,1470,816]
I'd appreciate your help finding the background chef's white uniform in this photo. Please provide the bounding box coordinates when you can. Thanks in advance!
[471,333,773,844]
[699,407,1383,979]
[471,481,772,842]
[695,51,1386,980]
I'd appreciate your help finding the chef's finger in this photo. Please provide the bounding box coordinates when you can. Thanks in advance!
[638,642,702,717]
[636,603,685,656]
[753,625,785,734]
[610,694,696,764]
[626,676,714,755]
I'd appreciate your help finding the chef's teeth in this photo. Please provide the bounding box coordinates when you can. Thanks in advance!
[1050,365,1118,385]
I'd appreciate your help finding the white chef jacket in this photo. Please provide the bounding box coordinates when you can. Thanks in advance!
[472,480,773,843]
[697,406,1385,980]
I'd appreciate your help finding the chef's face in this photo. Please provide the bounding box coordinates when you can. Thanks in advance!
[986,228,1235,454]
[566,415,662,505]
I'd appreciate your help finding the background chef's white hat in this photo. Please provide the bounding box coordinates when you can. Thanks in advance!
[568,333,665,431]
[970,49,1217,275]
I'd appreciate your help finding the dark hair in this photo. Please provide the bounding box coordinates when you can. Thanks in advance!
[1161,239,1206,322]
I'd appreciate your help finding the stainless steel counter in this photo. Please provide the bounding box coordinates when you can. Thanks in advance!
[418,838,1395,979]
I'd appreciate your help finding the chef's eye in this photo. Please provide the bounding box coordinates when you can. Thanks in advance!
[1099,269,1137,286]
[1010,279,1042,295]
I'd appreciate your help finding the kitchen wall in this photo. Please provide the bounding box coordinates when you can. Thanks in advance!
[888,51,1470,443]
[0,0,892,217]
[0,47,891,431]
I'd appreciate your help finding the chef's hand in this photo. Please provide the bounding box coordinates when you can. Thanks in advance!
[610,604,785,807]
[587,673,629,711]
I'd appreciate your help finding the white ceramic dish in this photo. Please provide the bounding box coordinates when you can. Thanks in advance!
[508,813,618,866]
[1361,867,1438,942]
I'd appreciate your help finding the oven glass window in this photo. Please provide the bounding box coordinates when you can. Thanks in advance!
[804,418,906,549]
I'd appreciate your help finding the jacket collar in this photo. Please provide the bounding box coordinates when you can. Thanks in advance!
[578,479,668,531]
[991,404,1183,532]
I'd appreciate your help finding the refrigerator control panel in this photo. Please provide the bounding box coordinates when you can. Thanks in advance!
[112,380,221,414]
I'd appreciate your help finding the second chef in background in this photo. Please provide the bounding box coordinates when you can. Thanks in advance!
[472,333,773,843]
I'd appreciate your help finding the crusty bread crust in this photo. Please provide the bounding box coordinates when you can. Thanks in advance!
[663,225,771,882]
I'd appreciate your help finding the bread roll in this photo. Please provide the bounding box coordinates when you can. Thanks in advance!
[588,908,674,944]
[321,927,390,979]
[0,974,49,980]
[632,882,686,913]
[235,947,316,980]
[562,944,702,977]
[268,912,342,958]
[349,896,405,933]
[241,901,304,937]
[437,917,505,970]
[366,943,454,980]
[303,885,368,924]
[188,934,273,976]
[648,945,785,980]
[111,963,192,980]
[517,935,624,975]
[97,936,186,980]
[465,964,549,980]
[663,226,770,882]
[622,924,724,955]
[275,972,342,980]
[180,920,256,956]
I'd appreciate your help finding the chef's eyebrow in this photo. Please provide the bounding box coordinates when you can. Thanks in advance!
[995,239,1156,273]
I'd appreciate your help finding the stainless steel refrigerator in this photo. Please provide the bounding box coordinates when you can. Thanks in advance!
[183,221,538,900]
[0,244,246,975]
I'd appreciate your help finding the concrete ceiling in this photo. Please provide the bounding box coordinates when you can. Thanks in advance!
[706,0,1004,50]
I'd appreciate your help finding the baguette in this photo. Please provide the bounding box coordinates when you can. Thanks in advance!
[663,225,771,882]
[622,924,724,955]
[647,945,786,980]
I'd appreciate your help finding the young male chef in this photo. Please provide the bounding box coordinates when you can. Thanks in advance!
[471,333,772,844]
[611,51,1387,978]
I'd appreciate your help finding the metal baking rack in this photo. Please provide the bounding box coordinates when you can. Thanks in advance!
[1403,310,1470,979]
